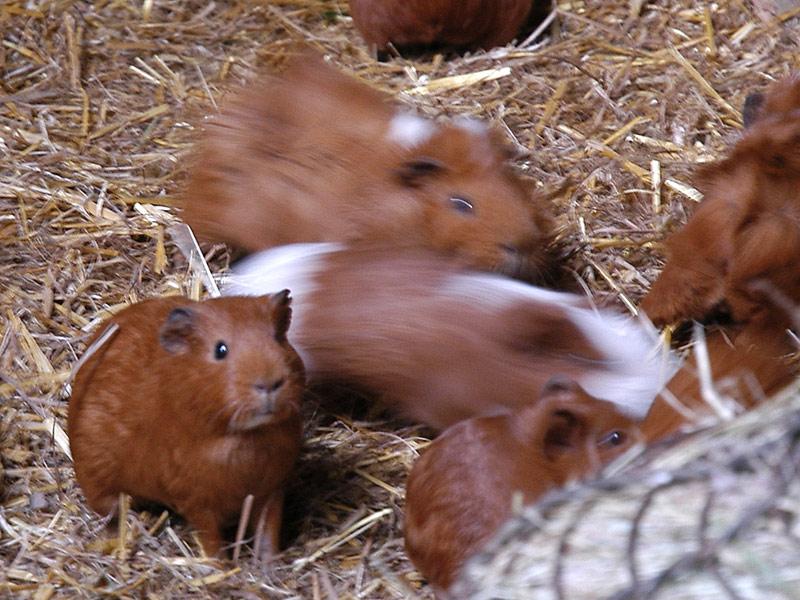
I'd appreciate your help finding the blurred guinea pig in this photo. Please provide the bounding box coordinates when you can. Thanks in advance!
[641,73,800,342]
[68,293,305,558]
[403,376,641,594]
[225,243,677,431]
[183,54,556,284]
[640,326,796,443]
[348,0,544,58]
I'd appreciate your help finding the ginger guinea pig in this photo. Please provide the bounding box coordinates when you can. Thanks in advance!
[641,73,800,340]
[640,326,796,442]
[225,243,677,430]
[404,377,640,593]
[183,55,555,284]
[348,0,541,57]
[68,293,305,558]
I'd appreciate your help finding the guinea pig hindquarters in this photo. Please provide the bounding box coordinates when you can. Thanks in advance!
[348,0,537,55]
[225,244,677,429]
[68,294,306,558]
[403,377,641,592]
[183,55,554,283]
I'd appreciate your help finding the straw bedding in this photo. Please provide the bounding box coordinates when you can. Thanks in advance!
[1,1,799,598]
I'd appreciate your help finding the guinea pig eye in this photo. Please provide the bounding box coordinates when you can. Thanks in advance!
[599,430,626,448]
[449,197,474,215]
[214,341,228,360]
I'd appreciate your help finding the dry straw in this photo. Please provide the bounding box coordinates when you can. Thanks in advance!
[1,1,799,598]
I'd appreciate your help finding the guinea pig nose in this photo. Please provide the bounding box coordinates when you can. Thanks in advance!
[254,378,285,398]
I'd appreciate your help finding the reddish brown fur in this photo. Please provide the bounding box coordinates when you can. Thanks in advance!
[348,0,537,54]
[404,378,640,592]
[68,294,305,558]
[640,327,795,442]
[183,55,555,283]
[284,247,657,430]
[641,74,800,342]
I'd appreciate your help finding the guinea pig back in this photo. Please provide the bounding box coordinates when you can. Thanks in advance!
[68,293,305,558]
[348,0,537,55]
[403,377,641,592]
[183,55,555,283]
[225,243,678,430]
[640,326,796,442]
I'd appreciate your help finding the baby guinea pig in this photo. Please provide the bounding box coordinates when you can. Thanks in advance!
[68,293,305,558]
[348,0,540,58]
[183,54,555,284]
[225,243,677,430]
[403,377,641,594]
[641,73,800,342]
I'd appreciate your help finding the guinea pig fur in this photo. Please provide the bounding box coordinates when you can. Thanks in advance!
[182,54,556,284]
[68,293,305,558]
[640,326,796,442]
[403,377,641,593]
[641,73,800,340]
[348,0,539,57]
[224,243,678,430]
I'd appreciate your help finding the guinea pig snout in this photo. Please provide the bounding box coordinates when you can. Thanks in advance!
[230,377,292,431]
[253,377,284,401]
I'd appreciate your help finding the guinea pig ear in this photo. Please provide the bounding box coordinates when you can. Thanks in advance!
[267,289,293,343]
[541,406,589,462]
[538,375,591,462]
[742,92,765,129]
[159,307,195,354]
[392,157,445,188]
[540,374,584,401]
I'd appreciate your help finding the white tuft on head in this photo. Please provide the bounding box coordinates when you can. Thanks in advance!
[453,118,489,137]
[222,243,341,369]
[386,112,437,148]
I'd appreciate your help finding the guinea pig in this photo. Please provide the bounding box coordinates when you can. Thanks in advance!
[640,326,795,442]
[348,0,542,58]
[224,243,678,430]
[182,54,556,284]
[403,376,641,594]
[641,73,800,341]
[68,293,305,558]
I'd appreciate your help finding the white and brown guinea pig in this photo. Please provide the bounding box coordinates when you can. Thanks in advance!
[404,377,642,594]
[224,243,678,430]
[641,72,800,345]
[348,0,541,57]
[183,54,555,284]
[68,294,305,559]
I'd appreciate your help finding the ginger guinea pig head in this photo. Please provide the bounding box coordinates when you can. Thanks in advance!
[156,292,305,432]
[387,118,554,283]
[524,376,642,481]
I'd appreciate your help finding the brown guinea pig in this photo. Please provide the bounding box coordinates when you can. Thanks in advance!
[403,377,641,593]
[348,0,540,57]
[68,293,305,558]
[641,73,800,342]
[225,243,677,431]
[183,54,555,284]
[640,326,796,442]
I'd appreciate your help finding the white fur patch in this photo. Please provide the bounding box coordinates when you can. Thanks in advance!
[386,112,437,148]
[563,308,679,418]
[439,272,586,311]
[441,271,678,418]
[222,243,341,369]
[452,117,488,137]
